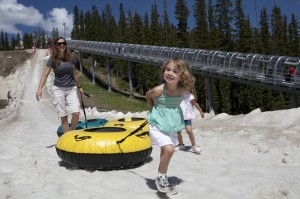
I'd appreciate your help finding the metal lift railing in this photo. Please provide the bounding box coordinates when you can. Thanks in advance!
[67,39,300,94]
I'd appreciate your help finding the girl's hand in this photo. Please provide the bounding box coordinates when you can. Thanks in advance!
[36,89,42,101]
[78,87,84,95]
[200,110,204,118]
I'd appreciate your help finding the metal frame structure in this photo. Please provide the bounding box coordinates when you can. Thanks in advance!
[67,39,300,109]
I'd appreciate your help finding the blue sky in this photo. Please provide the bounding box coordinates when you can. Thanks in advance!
[1,0,300,39]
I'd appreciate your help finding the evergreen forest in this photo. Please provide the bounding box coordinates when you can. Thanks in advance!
[1,0,300,114]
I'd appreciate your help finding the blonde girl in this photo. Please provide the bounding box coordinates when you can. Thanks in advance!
[146,58,195,194]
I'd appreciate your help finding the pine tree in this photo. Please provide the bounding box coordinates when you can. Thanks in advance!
[287,14,300,57]
[84,11,92,40]
[51,27,59,41]
[22,33,31,49]
[41,29,46,48]
[252,27,260,53]
[4,32,10,50]
[103,3,117,42]
[132,12,143,44]
[242,17,253,53]
[208,0,233,113]
[1,31,5,50]
[16,33,21,47]
[175,0,190,47]
[149,2,162,45]
[214,0,234,51]
[79,11,85,39]
[160,0,177,47]
[162,0,171,46]
[125,9,133,43]
[270,5,285,55]
[142,13,150,45]
[90,5,102,41]
[192,0,208,49]
[118,3,127,43]
[259,7,270,54]
[71,6,80,39]
[282,16,288,55]
[11,36,16,50]
[207,0,217,49]
[233,0,246,52]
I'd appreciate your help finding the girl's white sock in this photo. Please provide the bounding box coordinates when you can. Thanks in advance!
[158,172,166,177]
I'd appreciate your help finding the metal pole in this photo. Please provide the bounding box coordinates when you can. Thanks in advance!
[128,61,133,98]
[63,23,66,38]
[205,77,214,113]
[290,94,298,108]
[107,57,112,92]
[79,52,83,73]
[91,56,96,84]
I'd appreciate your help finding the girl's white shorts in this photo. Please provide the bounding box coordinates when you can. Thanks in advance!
[51,85,80,117]
[149,124,178,147]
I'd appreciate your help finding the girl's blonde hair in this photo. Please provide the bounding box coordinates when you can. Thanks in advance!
[161,58,196,97]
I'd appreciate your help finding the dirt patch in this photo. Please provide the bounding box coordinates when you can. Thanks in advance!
[0,50,32,77]
[0,50,32,109]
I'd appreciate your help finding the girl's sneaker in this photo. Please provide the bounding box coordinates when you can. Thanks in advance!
[191,145,201,154]
[155,176,178,195]
[174,144,185,152]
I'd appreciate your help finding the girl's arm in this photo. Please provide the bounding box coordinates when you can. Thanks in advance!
[191,99,204,118]
[145,84,163,109]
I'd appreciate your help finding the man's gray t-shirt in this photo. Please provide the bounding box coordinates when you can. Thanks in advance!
[47,57,77,87]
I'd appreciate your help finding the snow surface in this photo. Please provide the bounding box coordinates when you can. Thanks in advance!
[0,49,299,199]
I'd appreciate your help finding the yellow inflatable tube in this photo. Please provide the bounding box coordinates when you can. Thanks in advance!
[56,117,151,169]
[104,117,149,131]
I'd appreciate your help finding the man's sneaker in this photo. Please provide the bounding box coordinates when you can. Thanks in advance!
[155,176,178,195]
[174,144,185,152]
[191,145,201,154]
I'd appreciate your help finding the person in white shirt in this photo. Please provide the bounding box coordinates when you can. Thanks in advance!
[175,88,204,154]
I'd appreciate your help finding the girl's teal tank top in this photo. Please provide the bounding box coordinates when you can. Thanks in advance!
[147,84,184,133]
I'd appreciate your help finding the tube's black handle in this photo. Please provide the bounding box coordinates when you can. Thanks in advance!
[83,92,90,98]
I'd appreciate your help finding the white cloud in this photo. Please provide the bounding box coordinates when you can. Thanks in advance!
[43,8,73,38]
[0,0,73,38]
[0,0,43,34]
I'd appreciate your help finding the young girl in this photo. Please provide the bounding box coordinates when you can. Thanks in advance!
[175,87,205,154]
[146,58,195,194]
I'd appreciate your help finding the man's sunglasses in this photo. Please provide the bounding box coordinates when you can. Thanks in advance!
[56,42,66,46]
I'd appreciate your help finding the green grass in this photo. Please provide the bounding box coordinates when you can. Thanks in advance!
[79,73,148,113]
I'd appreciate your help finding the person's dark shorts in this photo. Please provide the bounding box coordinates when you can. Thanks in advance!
[184,120,192,126]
